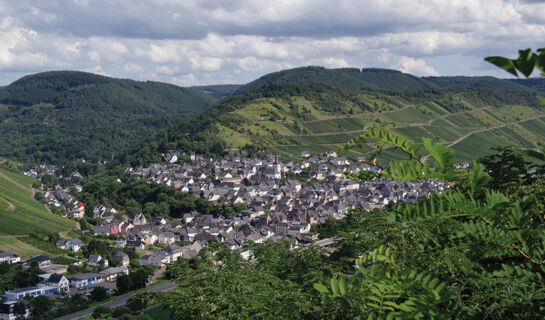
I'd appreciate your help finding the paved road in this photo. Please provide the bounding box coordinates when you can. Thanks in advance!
[55,281,177,320]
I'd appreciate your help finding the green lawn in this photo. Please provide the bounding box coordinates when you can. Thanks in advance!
[0,168,75,235]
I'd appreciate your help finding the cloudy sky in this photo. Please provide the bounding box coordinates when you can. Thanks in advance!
[1,0,544,86]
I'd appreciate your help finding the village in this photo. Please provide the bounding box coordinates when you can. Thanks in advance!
[2,150,448,318]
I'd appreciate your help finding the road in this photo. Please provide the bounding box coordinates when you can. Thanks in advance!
[55,281,178,320]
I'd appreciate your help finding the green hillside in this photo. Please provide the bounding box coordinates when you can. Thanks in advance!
[423,76,536,92]
[509,78,545,92]
[190,84,243,100]
[0,168,75,237]
[235,66,438,94]
[132,83,545,163]
[0,71,217,164]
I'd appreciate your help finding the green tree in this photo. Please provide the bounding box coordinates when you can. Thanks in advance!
[116,274,132,294]
[30,296,53,319]
[479,146,531,191]
[92,305,111,319]
[127,293,150,314]
[13,302,27,320]
[90,286,108,302]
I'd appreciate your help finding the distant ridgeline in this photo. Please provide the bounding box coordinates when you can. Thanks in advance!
[130,66,545,165]
[1,68,544,166]
[0,71,217,165]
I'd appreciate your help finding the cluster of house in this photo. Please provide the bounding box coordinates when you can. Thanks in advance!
[23,164,57,179]
[42,185,85,219]
[0,252,130,317]
[122,152,447,252]
[88,212,205,267]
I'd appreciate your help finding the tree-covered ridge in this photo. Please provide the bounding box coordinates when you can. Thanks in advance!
[509,78,545,93]
[131,82,544,164]
[235,66,439,94]
[423,75,537,92]
[0,71,217,164]
[190,84,243,100]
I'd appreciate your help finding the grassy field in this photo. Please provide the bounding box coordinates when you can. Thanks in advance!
[0,237,48,259]
[0,168,75,236]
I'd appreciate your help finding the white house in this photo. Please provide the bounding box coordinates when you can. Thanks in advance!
[0,252,20,264]
[65,239,84,252]
[38,273,70,292]
[87,254,108,268]
[100,266,129,282]
[68,273,105,289]
[3,287,46,301]
[138,253,164,268]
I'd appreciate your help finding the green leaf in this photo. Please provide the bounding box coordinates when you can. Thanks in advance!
[339,278,348,295]
[468,161,491,199]
[515,49,536,77]
[422,138,454,173]
[535,48,545,73]
[484,56,518,77]
[330,278,339,296]
[313,283,330,295]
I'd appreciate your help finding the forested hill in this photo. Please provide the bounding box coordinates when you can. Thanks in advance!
[0,71,217,164]
[190,84,243,100]
[509,78,545,93]
[131,82,545,165]
[423,76,537,92]
[235,67,439,94]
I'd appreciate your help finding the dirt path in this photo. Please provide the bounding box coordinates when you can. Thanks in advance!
[0,197,15,210]
[29,187,52,214]
[0,234,27,239]
[0,170,25,190]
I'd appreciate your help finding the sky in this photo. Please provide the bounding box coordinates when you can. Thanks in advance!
[0,0,544,86]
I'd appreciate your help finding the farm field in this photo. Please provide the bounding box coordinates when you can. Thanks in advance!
[0,168,75,236]
[207,84,545,162]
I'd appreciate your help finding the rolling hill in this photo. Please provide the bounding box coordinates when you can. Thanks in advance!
[0,168,75,258]
[423,76,537,92]
[509,78,545,93]
[132,82,545,163]
[190,84,243,100]
[0,71,217,165]
[235,66,438,94]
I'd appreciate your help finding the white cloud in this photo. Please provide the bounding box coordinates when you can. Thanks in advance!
[0,0,544,85]
[395,56,439,77]
[190,57,222,71]
[124,63,142,72]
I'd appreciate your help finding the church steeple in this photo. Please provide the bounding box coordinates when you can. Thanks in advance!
[275,150,279,164]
